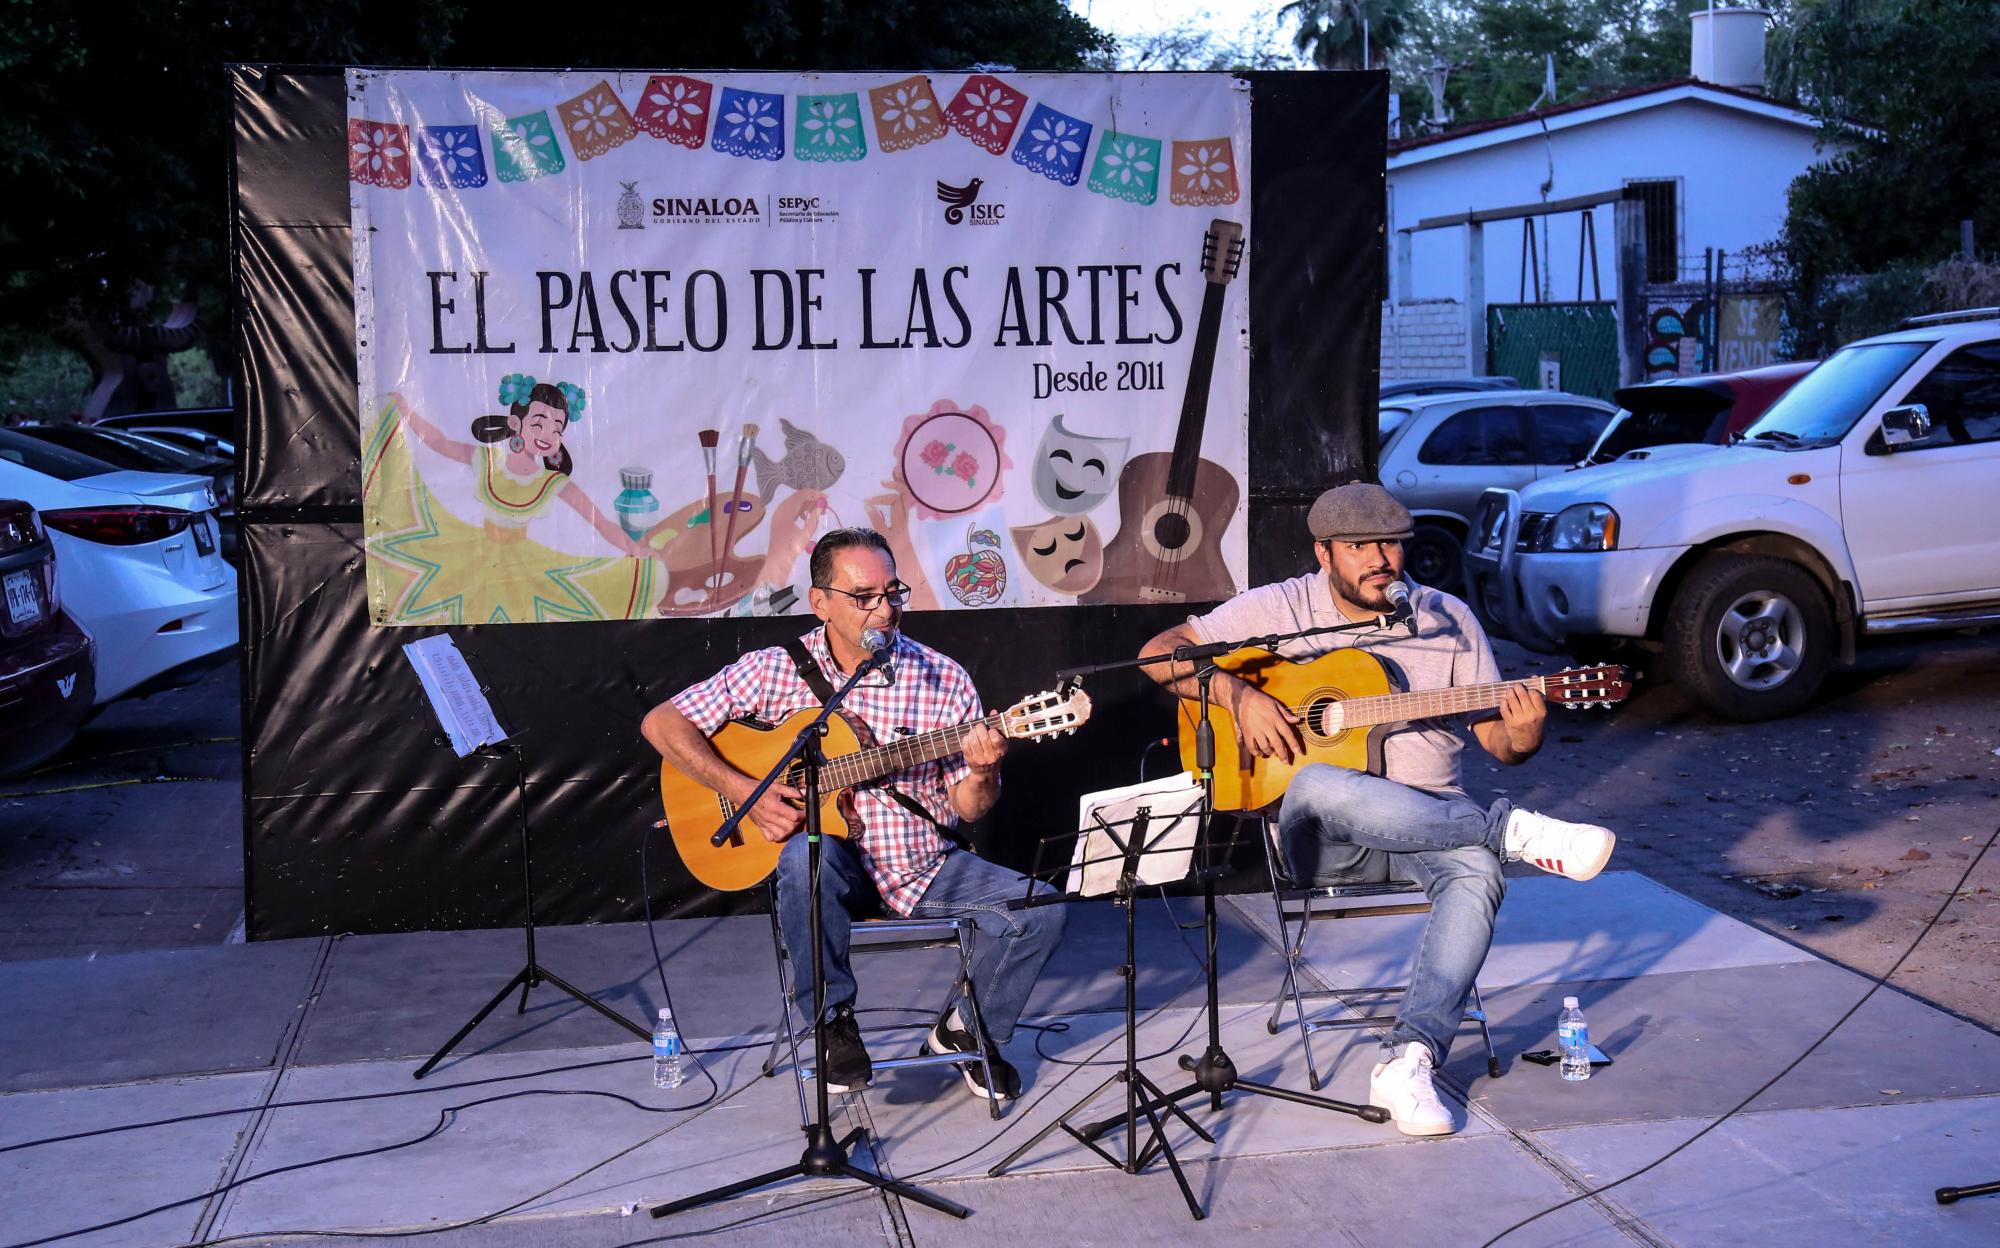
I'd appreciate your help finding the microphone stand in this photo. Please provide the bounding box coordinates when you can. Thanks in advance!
[1056,607,1415,1140]
[650,640,970,1223]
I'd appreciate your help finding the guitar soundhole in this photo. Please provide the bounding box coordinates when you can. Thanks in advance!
[1303,698,1335,742]
[1153,511,1192,550]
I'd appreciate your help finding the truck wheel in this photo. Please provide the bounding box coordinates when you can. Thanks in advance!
[1665,554,1833,721]
[1406,523,1464,592]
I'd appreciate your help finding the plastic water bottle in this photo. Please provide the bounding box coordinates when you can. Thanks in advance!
[652,1007,685,1089]
[1558,996,1591,1082]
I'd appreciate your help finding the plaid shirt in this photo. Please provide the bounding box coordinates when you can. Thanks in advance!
[670,627,980,915]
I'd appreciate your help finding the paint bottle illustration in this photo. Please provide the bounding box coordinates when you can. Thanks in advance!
[614,466,661,540]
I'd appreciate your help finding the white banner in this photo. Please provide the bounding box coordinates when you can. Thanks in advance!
[351,69,1251,624]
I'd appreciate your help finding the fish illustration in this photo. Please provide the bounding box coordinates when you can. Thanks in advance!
[751,418,846,502]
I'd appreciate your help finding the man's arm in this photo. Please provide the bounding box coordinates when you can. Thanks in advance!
[1472,684,1545,766]
[641,700,804,840]
[1139,623,1303,763]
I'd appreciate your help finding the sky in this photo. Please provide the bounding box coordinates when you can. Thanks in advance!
[1068,0,1307,65]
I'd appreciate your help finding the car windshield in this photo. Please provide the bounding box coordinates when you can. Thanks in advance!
[1592,406,1723,461]
[95,429,216,471]
[1737,342,1929,444]
[0,428,122,481]
[1378,406,1414,446]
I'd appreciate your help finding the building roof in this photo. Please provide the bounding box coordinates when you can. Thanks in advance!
[1388,78,1820,169]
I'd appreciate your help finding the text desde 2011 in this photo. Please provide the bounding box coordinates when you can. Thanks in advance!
[1032,360,1167,398]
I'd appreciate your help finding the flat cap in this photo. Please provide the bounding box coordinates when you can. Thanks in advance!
[1307,482,1414,542]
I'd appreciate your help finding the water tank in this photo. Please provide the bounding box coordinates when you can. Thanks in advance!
[1690,7,1770,92]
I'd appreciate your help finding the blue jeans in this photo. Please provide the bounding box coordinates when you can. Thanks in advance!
[1276,764,1513,1064]
[774,835,1065,1045]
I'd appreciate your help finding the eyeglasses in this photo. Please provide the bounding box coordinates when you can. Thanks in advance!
[814,581,912,611]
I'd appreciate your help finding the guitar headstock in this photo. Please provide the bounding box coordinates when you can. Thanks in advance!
[1202,219,1245,285]
[1000,682,1093,741]
[1541,664,1634,709]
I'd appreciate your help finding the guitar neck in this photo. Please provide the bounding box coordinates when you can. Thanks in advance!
[1164,279,1229,501]
[1321,676,1547,729]
[821,713,1003,791]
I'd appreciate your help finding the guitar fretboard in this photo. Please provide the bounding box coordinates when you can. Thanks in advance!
[1299,677,1547,730]
[819,713,1003,792]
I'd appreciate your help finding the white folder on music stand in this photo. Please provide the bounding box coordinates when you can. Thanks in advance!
[1067,772,1206,899]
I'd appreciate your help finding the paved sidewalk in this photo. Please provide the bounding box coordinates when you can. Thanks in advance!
[4,873,1998,1246]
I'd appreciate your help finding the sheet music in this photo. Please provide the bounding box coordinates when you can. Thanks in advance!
[1067,772,1205,898]
[402,634,508,757]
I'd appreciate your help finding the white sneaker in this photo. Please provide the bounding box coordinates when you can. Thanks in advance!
[1503,809,1616,881]
[1369,1043,1456,1137]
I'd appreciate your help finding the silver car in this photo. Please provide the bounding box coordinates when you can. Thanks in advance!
[1377,390,1616,591]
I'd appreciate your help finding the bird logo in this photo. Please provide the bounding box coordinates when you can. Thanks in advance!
[935,177,984,225]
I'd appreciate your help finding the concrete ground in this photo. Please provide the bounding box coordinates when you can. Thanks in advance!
[3,875,1998,1246]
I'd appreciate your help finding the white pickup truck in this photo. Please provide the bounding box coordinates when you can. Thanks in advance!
[1464,311,2000,720]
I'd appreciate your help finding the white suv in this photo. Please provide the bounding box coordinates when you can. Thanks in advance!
[1465,312,2000,720]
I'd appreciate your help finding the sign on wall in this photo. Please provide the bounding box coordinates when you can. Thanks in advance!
[349,70,1253,624]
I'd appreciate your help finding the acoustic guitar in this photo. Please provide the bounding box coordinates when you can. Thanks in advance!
[1081,219,1245,606]
[1182,649,1631,812]
[662,684,1093,891]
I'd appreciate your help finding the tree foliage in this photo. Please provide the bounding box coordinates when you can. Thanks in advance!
[1388,1,1709,130]
[1281,0,1409,70]
[1770,0,2000,349]
[0,0,1110,345]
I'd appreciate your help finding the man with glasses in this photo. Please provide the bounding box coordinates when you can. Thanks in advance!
[643,528,1065,1102]
[1138,483,1616,1137]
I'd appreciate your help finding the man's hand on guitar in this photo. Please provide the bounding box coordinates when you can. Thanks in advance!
[1485,683,1547,764]
[745,781,807,842]
[1228,682,1304,763]
[961,722,1008,775]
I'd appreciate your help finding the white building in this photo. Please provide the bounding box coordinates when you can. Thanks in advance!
[1383,18,1829,383]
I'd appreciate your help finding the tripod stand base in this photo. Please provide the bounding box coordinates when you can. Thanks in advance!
[987,1067,1211,1220]
[1076,1044,1390,1140]
[649,1123,969,1221]
[413,962,650,1080]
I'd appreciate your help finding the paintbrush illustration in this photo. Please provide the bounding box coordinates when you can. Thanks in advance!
[714,423,758,600]
[699,428,720,584]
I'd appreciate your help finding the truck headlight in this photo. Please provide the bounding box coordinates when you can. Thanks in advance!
[1544,503,1618,551]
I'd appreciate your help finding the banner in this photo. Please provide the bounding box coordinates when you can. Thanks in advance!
[351,70,1252,624]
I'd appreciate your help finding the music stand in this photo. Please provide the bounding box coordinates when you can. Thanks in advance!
[404,638,649,1079]
[986,774,1217,1220]
[650,643,968,1224]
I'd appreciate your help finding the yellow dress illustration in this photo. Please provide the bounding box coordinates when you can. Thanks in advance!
[363,392,671,624]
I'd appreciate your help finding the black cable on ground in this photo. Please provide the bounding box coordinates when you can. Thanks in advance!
[1479,821,2000,1247]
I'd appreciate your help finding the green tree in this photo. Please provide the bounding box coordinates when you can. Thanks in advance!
[0,0,1110,411]
[1282,0,1410,70]
[1389,0,1713,131]
[1770,0,2000,350]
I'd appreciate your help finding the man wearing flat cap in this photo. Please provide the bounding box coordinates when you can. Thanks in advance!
[1140,480,1615,1137]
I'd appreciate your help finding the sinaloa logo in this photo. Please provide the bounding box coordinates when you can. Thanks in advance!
[650,194,764,224]
[936,177,1004,225]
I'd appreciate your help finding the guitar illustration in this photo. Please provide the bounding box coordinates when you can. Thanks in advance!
[1186,649,1632,811]
[1082,218,1245,606]
[661,684,1093,891]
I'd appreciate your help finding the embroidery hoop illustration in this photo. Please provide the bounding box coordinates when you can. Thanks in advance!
[892,400,1012,519]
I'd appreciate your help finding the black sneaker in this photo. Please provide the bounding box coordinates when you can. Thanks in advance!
[818,1005,872,1092]
[926,1011,1021,1101]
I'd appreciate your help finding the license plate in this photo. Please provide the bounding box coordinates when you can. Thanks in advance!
[4,568,41,626]
[192,513,216,557]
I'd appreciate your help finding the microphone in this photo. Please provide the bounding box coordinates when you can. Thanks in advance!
[1383,580,1419,637]
[860,628,896,682]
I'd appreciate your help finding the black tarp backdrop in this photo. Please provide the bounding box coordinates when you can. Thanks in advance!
[230,66,1384,939]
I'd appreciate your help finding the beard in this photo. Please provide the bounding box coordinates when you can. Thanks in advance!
[1331,566,1397,612]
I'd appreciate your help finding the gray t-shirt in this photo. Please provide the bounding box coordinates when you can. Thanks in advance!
[1187,572,1501,795]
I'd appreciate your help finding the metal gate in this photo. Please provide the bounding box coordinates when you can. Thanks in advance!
[1486,301,1619,399]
